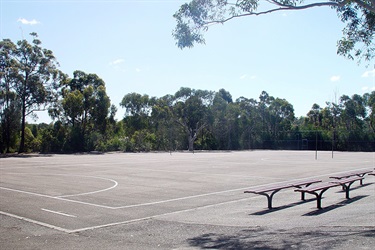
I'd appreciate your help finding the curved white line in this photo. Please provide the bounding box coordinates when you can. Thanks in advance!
[1,173,118,198]
[55,175,118,198]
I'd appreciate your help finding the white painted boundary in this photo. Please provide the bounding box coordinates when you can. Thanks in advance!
[41,208,77,218]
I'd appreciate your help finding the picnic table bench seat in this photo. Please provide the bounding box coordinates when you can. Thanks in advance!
[368,170,375,176]
[244,179,321,209]
[329,169,372,185]
[330,176,365,199]
[295,176,364,209]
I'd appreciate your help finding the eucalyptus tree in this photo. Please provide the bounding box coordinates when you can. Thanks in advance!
[211,89,241,149]
[173,0,375,63]
[0,33,63,153]
[59,70,111,151]
[364,91,375,133]
[307,103,323,127]
[120,92,155,133]
[151,94,178,151]
[268,97,295,141]
[236,96,260,149]
[171,87,214,151]
[0,44,21,153]
[258,91,274,140]
[120,92,157,150]
[339,94,366,131]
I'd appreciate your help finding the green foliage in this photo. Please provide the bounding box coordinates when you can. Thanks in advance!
[56,70,112,152]
[173,0,375,62]
[336,2,375,62]
[0,33,63,153]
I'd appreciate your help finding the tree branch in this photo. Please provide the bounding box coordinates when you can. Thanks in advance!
[352,0,375,13]
[204,2,340,26]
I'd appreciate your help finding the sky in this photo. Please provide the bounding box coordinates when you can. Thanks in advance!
[1,0,375,123]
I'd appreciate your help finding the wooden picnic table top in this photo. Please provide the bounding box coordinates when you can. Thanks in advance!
[244,179,322,194]
[288,179,322,187]
[295,182,339,193]
[329,169,372,179]
[244,183,293,193]
[330,175,364,184]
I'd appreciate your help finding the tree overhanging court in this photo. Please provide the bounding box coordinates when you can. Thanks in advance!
[172,0,375,63]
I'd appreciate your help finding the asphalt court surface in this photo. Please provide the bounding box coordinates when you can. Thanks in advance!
[1,150,374,249]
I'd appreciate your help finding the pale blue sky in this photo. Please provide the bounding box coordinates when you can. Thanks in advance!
[1,0,374,123]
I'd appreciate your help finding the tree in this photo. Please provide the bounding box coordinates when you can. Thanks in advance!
[120,93,155,135]
[173,0,375,62]
[307,103,323,127]
[171,87,214,151]
[58,70,111,151]
[365,91,375,132]
[0,48,21,153]
[236,96,261,149]
[0,33,63,153]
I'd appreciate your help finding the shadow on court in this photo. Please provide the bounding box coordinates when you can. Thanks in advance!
[187,227,375,250]
[250,198,316,215]
[302,195,368,216]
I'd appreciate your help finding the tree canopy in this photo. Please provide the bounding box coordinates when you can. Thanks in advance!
[0,33,63,152]
[173,0,375,62]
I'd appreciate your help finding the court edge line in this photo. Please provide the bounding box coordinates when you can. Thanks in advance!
[68,196,259,233]
[0,187,115,209]
[41,208,77,218]
[0,211,73,233]
[0,196,259,234]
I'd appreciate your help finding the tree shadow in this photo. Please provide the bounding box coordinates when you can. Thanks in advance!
[0,153,53,158]
[303,195,368,216]
[187,226,375,249]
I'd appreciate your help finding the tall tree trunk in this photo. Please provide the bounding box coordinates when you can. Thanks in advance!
[188,133,195,151]
[18,102,26,153]
[18,77,27,154]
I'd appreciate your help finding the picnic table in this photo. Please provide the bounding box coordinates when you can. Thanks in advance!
[329,169,372,185]
[244,179,322,209]
[295,176,364,209]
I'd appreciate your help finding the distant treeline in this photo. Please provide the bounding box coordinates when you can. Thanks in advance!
[1,34,374,153]
[2,86,375,153]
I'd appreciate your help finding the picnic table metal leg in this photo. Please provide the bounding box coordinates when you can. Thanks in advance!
[357,175,364,185]
[341,181,356,199]
[308,188,330,209]
[259,190,281,209]
[296,183,315,201]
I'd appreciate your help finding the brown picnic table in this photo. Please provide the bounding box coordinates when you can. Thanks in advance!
[329,169,372,185]
[244,179,322,209]
[295,176,364,209]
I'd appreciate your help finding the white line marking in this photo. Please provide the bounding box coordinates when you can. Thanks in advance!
[0,173,118,198]
[0,211,73,233]
[56,175,118,198]
[41,208,76,218]
[0,187,115,209]
[112,186,256,209]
